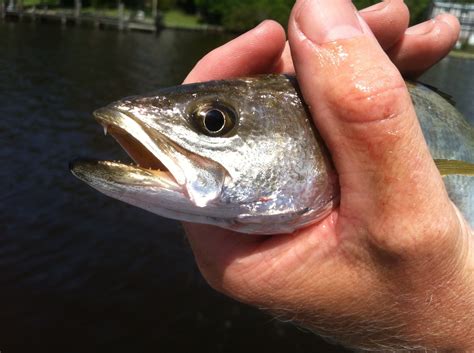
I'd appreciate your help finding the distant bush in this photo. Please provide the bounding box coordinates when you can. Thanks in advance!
[156,0,177,11]
[352,0,432,25]
[195,0,434,31]
[196,0,294,30]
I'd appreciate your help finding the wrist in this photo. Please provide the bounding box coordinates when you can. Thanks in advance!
[386,219,474,351]
[392,218,474,351]
[308,216,474,351]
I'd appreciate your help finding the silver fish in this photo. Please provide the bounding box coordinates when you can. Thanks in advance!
[70,75,473,234]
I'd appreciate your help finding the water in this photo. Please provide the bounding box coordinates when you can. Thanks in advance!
[0,21,348,353]
[1,20,472,353]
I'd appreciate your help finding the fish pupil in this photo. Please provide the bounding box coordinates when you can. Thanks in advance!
[204,109,226,133]
[191,103,237,137]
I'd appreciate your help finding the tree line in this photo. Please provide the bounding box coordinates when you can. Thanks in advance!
[57,0,473,31]
[163,0,462,29]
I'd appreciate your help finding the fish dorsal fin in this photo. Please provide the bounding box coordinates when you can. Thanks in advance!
[435,159,474,176]
[418,82,457,107]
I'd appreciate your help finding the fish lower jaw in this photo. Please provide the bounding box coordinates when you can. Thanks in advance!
[70,159,183,192]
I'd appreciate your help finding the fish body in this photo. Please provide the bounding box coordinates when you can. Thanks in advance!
[70,75,473,234]
[408,83,473,226]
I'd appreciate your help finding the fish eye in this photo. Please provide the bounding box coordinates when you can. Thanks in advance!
[192,103,237,137]
[204,109,226,133]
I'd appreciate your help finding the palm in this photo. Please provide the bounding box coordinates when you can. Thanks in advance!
[185,209,341,300]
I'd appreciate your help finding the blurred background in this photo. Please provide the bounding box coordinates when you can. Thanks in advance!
[0,1,473,352]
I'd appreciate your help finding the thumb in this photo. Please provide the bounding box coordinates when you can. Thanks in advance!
[288,0,454,251]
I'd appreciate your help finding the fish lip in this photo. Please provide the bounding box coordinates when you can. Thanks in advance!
[70,158,182,191]
[91,106,188,187]
[93,106,128,129]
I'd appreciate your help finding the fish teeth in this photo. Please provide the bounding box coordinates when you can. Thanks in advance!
[103,125,108,136]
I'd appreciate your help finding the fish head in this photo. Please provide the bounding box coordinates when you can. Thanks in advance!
[70,75,338,234]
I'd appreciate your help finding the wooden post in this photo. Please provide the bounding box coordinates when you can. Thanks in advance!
[152,0,157,18]
[74,0,81,20]
[118,1,124,30]
[16,0,22,21]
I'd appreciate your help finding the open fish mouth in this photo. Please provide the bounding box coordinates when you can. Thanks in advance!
[70,107,228,207]
[70,107,183,191]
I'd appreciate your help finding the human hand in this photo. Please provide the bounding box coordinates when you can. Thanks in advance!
[185,0,460,82]
[183,0,473,350]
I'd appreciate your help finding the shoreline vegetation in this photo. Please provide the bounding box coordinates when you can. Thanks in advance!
[2,0,460,30]
[450,46,474,59]
[1,0,473,57]
[2,7,226,32]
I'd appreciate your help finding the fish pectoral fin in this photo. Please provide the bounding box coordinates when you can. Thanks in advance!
[434,159,474,176]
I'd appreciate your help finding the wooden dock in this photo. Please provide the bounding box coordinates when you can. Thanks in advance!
[1,7,158,32]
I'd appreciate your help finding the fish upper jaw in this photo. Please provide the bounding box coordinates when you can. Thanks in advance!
[90,106,228,207]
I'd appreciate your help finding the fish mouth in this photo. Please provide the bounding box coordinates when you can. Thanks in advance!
[70,106,229,208]
[95,108,170,172]
[70,106,184,190]
[69,158,182,192]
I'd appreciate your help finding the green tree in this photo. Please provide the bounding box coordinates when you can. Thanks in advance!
[195,0,294,30]
[403,0,432,24]
[156,0,176,11]
[194,0,442,30]
[352,0,432,24]
[176,0,196,13]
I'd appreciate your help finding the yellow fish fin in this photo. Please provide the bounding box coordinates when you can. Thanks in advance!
[434,159,474,176]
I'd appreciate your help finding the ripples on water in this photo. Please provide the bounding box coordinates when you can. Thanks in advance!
[0,21,354,352]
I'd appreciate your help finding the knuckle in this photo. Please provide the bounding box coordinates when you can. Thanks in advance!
[327,67,409,125]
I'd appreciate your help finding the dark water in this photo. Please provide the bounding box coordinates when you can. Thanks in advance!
[1,20,473,353]
[0,21,349,353]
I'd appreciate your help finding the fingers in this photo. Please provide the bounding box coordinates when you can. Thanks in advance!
[359,0,409,50]
[288,0,451,245]
[387,14,460,78]
[274,0,410,74]
[358,0,460,78]
[273,42,295,74]
[184,5,459,84]
[273,0,456,78]
[276,0,410,74]
[184,20,286,84]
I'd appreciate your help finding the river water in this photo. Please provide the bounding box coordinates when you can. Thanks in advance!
[0,21,472,352]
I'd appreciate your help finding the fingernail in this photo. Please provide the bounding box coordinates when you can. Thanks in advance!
[405,19,435,35]
[435,13,456,31]
[295,0,364,44]
[254,19,270,33]
[360,0,390,13]
[256,20,269,29]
